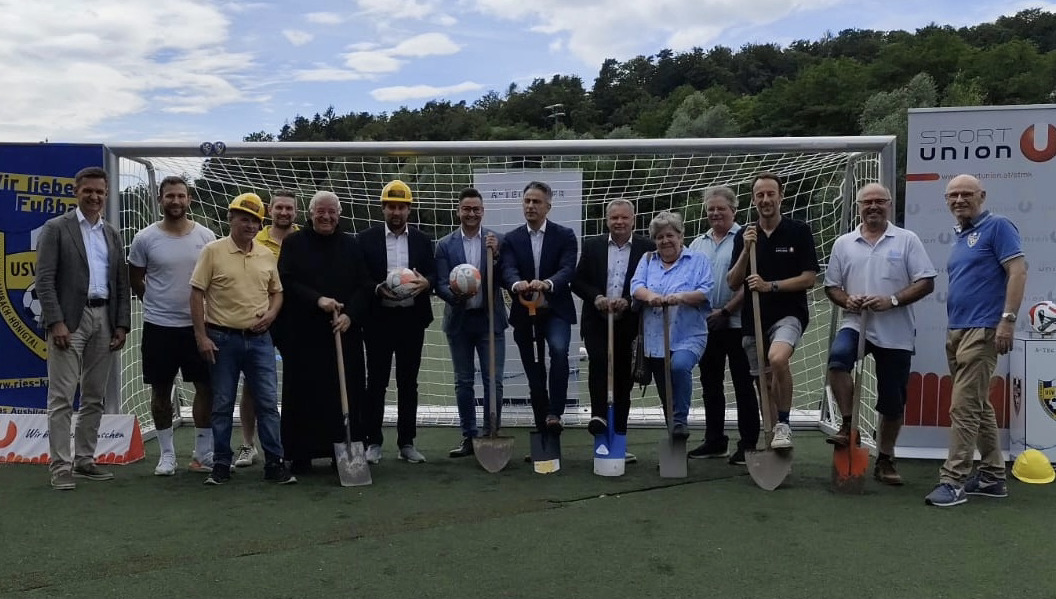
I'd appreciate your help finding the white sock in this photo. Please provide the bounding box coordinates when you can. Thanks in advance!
[157,427,175,455]
[195,427,214,458]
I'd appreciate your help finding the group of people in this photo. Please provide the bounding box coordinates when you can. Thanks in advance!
[35,166,1025,507]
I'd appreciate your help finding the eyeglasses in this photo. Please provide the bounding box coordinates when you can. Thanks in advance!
[856,198,891,207]
[944,191,978,200]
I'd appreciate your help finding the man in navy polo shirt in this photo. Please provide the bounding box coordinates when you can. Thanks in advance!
[925,174,1026,508]
[728,172,820,451]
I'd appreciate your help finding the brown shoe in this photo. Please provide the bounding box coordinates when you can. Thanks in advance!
[50,471,76,490]
[73,463,114,481]
[826,422,851,447]
[874,458,904,486]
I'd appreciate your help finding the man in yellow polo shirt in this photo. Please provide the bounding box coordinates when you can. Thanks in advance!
[191,193,295,485]
[235,190,300,469]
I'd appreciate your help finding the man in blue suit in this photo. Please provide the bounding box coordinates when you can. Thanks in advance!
[435,188,508,458]
[501,181,578,433]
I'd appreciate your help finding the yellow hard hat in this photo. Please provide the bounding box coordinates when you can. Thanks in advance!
[381,180,413,204]
[229,192,266,220]
[1012,449,1055,484]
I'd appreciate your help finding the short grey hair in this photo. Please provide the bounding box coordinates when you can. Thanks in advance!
[606,198,636,216]
[704,186,738,210]
[856,182,891,203]
[648,210,684,238]
[308,190,341,212]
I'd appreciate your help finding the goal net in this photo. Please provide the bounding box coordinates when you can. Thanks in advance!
[110,137,896,441]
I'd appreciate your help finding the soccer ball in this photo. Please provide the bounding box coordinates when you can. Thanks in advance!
[1028,301,1056,335]
[386,268,417,299]
[449,263,481,296]
[22,283,43,328]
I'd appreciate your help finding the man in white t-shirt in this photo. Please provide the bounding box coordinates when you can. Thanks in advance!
[128,176,217,476]
[824,183,936,485]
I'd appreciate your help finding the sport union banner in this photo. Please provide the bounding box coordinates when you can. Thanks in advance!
[903,105,1056,459]
[0,143,105,413]
[0,412,145,464]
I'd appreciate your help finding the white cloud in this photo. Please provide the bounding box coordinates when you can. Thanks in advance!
[283,29,314,46]
[357,0,438,20]
[294,67,368,82]
[0,0,255,141]
[341,33,461,74]
[305,11,344,24]
[435,14,458,26]
[467,0,844,64]
[371,81,486,102]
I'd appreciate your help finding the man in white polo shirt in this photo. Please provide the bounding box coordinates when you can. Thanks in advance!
[823,182,936,485]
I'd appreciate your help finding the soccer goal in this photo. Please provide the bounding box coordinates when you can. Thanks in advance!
[105,136,897,442]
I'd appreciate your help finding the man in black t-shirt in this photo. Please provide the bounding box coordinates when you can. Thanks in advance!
[728,172,820,451]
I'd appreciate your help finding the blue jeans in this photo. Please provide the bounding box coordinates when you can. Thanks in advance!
[513,313,571,430]
[648,350,697,427]
[447,312,505,437]
[207,328,284,467]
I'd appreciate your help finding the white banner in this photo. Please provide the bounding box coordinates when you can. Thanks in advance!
[0,413,145,464]
[903,104,1056,459]
[471,170,585,404]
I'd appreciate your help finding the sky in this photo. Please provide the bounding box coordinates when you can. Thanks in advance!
[0,0,1052,144]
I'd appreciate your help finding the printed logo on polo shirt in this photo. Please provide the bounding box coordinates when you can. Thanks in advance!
[774,246,793,253]
[1038,379,1056,421]
[967,231,980,248]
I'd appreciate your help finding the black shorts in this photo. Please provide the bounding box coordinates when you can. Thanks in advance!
[141,322,210,386]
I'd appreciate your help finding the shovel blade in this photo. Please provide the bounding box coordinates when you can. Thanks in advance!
[529,430,561,474]
[658,436,687,478]
[831,431,869,494]
[593,432,626,477]
[473,435,515,473]
[746,448,793,491]
[334,442,372,487]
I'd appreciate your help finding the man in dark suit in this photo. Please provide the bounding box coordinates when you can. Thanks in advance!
[435,188,508,458]
[34,166,132,490]
[357,180,437,464]
[501,181,578,433]
[572,199,654,460]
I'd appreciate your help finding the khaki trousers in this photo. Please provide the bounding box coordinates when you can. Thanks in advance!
[47,305,114,473]
[939,328,1005,484]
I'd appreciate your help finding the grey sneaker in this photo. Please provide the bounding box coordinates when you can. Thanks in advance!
[398,445,426,463]
[73,463,114,481]
[51,471,76,490]
[365,444,382,464]
[234,445,258,468]
[964,472,1008,498]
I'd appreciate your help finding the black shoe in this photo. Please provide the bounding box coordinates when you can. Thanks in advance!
[545,415,564,434]
[688,436,729,459]
[587,417,608,436]
[289,459,312,475]
[205,463,231,485]
[728,447,747,466]
[448,437,475,458]
[264,462,298,485]
[671,423,690,440]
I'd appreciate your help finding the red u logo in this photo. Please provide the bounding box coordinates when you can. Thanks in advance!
[1020,124,1056,162]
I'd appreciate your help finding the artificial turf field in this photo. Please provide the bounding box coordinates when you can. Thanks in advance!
[1,425,1053,599]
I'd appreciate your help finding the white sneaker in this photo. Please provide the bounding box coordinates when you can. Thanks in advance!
[398,445,427,463]
[771,423,793,450]
[234,445,258,468]
[365,444,382,464]
[154,453,177,476]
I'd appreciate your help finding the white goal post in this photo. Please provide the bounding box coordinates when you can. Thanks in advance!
[103,136,897,441]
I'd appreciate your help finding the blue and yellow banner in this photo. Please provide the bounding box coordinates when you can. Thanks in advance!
[0,143,105,412]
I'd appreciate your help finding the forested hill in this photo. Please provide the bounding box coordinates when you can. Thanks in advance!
[245,8,1056,144]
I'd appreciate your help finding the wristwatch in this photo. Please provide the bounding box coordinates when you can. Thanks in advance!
[889,295,900,307]
[770,282,779,293]
[1001,312,1017,323]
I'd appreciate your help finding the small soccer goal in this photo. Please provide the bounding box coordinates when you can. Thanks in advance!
[106,136,897,444]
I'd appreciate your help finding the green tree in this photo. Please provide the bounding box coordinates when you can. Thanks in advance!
[665,92,739,138]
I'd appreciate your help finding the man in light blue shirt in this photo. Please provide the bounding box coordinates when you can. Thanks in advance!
[687,186,758,465]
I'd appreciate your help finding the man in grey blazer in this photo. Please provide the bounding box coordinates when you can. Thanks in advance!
[435,188,508,458]
[34,166,132,490]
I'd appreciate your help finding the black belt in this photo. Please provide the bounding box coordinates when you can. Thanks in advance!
[86,298,108,307]
[206,323,266,336]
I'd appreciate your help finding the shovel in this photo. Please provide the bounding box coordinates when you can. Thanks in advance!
[333,317,371,487]
[832,310,870,493]
[474,246,514,473]
[658,304,687,478]
[745,241,793,491]
[518,291,545,363]
[520,290,561,473]
[594,305,626,476]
